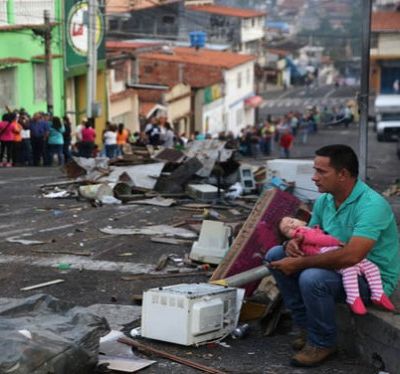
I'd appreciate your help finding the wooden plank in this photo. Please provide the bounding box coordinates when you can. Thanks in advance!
[118,337,226,374]
[20,279,64,291]
[210,189,300,296]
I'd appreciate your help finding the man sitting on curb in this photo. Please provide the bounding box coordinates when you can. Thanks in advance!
[265,144,400,367]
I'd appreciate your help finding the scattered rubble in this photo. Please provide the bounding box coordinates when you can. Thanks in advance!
[6,142,328,371]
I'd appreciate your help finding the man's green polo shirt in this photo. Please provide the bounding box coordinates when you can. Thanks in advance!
[309,179,400,295]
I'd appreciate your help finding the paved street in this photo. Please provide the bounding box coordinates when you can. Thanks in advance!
[0,125,398,373]
[260,84,359,116]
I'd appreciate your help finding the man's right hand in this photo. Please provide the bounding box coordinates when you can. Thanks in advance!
[285,236,304,257]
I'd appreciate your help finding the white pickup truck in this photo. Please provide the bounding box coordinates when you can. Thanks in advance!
[374,94,400,141]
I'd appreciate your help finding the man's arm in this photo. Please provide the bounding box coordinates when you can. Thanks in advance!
[270,236,375,275]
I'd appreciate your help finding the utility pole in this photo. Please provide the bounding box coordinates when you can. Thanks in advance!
[87,0,98,125]
[44,10,53,114]
[358,0,373,181]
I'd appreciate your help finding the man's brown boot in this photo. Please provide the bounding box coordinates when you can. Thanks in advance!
[290,344,337,367]
[291,329,307,351]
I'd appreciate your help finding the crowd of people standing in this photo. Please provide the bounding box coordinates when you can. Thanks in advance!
[238,109,321,159]
[0,110,72,167]
[0,104,352,167]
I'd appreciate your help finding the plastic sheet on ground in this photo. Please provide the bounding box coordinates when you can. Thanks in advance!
[0,294,109,374]
[99,225,197,238]
[184,140,233,177]
[103,163,165,190]
[98,330,155,372]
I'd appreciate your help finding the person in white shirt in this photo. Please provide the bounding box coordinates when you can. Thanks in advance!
[161,122,175,148]
[103,124,118,159]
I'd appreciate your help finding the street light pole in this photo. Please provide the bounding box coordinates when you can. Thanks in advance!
[44,10,53,114]
[87,0,97,125]
[358,0,373,181]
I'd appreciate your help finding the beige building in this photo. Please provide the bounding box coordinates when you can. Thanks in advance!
[107,55,140,132]
[371,11,400,94]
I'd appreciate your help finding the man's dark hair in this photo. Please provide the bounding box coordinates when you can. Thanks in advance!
[315,144,359,177]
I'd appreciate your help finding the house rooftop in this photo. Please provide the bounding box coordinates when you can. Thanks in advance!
[107,0,180,14]
[372,11,400,32]
[106,40,162,50]
[139,47,255,69]
[186,4,266,18]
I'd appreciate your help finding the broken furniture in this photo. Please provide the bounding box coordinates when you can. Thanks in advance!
[190,220,231,265]
[141,283,239,345]
[210,189,301,296]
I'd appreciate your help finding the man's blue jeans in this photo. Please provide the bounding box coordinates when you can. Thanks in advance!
[265,246,371,348]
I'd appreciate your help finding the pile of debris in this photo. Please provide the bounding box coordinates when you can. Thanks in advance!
[383,180,400,197]
[24,142,321,372]
[39,140,266,207]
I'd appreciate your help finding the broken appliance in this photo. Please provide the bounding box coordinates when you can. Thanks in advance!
[141,283,238,345]
[186,184,224,201]
[190,220,231,265]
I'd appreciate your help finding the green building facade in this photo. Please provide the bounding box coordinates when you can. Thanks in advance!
[0,0,64,116]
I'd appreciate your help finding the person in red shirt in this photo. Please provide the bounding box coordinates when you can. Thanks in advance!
[79,121,96,158]
[279,128,294,158]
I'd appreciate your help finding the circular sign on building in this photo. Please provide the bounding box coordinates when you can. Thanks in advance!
[66,1,104,56]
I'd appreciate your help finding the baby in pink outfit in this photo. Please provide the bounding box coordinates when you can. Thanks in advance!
[279,216,395,315]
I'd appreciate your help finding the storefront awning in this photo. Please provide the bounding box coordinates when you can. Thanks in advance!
[244,95,264,108]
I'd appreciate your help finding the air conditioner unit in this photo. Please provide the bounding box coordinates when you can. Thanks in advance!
[141,283,238,345]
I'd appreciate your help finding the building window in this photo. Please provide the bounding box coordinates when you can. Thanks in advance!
[33,63,46,102]
[162,15,175,25]
[114,62,125,82]
[14,0,55,25]
[370,34,378,49]
[0,0,7,25]
[251,18,255,27]
[0,67,16,108]
[236,108,243,127]
[246,68,251,85]
[237,72,242,89]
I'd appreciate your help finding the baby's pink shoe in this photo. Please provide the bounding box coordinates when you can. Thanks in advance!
[349,297,367,315]
[372,294,395,311]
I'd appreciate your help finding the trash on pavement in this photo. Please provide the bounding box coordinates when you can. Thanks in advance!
[99,195,122,205]
[118,336,226,374]
[239,165,257,194]
[6,237,47,245]
[231,323,250,339]
[78,183,114,200]
[20,279,65,291]
[141,283,242,346]
[190,220,231,265]
[184,139,233,178]
[383,181,400,197]
[99,225,197,238]
[187,183,223,201]
[225,182,243,199]
[43,190,72,199]
[129,196,176,207]
[0,294,109,373]
[155,157,203,193]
